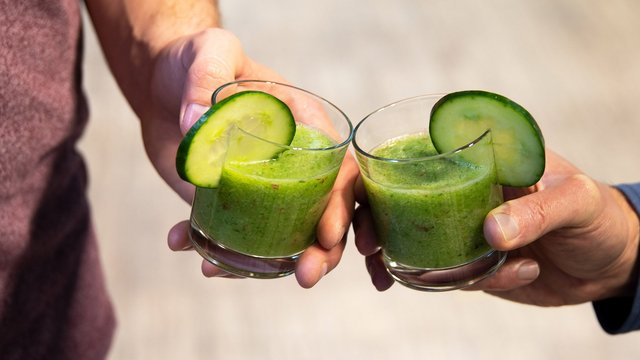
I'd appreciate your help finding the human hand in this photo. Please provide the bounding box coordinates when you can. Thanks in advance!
[142,28,355,287]
[143,28,283,202]
[474,150,639,305]
[354,150,640,304]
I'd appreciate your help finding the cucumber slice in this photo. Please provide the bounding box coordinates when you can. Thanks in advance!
[176,91,296,188]
[429,90,545,187]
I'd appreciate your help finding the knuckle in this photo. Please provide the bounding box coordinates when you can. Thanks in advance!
[565,174,602,223]
[191,56,231,84]
[188,30,244,87]
[526,197,550,234]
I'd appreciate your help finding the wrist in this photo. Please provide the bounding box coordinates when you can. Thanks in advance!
[86,0,221,119]
[609,186,640,297]
[592,184,640,334]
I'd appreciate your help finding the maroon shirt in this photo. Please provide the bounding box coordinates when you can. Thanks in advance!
[0,0,116,358]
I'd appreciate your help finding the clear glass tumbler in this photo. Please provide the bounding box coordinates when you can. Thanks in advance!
[189,80,352,278]
[353,94,506,291]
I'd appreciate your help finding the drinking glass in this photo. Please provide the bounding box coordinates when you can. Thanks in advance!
[353,94,506,291]
[189,80,352,278]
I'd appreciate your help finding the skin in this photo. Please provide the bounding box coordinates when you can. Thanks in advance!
[85,0,356,288]
[354,150,640,306]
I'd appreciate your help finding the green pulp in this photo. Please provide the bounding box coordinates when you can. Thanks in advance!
[362,132,503,268]
[191,124,343,257]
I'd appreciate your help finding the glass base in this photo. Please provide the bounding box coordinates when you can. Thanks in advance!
[189,225,300,279]
[384,250,507,292]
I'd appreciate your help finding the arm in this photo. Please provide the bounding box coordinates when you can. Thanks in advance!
[85,0,220,119]
[593,183,640,334]
[85,0,229,200]
[85,0,354,287]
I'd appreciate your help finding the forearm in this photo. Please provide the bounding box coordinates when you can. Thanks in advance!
[85,0,221,118]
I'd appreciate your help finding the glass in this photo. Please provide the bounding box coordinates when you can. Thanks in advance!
[189,80,352,279]
[353,94,506,291]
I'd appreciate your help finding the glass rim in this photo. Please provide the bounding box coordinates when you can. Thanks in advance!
[230,125,351,152]
[353,94,491,162]
[212,79,354,151]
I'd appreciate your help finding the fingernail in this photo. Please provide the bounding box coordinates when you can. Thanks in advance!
[492,213,519,242]
[517,261,540,281]
[181,103,208,132]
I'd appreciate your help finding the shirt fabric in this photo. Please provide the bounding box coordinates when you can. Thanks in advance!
[0,0,116,358]
[593,182,640,334]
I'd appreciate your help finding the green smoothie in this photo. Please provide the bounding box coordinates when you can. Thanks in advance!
[361,132,503,268]
[191,124,343,258]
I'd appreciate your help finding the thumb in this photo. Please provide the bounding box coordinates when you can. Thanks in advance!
[178,29,248,133]
[180,103,209,133]
[484,174,601,251]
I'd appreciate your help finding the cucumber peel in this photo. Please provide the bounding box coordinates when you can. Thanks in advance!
[429,90,545,187]
[176,91,296,188]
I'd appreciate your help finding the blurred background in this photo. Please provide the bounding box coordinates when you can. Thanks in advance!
[79,1,640,359]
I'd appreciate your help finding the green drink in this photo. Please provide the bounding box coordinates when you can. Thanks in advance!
[191,125,341,259]
[363,132,503,269]
[354,94,507,291]
[186,80,352,279]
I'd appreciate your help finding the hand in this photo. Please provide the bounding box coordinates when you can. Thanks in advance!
[474,150,639,305]
[144,28,283,202]
[142,28,354,287]
[354,150,640,305]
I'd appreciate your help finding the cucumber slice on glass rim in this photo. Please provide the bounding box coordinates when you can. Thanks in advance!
[429,90,545,187]
[176,90,296,188]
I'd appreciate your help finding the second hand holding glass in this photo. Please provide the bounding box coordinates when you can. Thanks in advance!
[354,91,545,291]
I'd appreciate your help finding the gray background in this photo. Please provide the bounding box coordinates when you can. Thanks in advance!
[80,1,640,359]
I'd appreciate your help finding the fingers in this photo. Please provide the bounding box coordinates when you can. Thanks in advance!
[353,204,379,256]
[316,155,359,249]
[353,204,394,291]
[366,253,394,291]
[353,175,394,291]
[201,260,243,279]
[354,173,368,205]
[464,257,540,292]
[167,220,193,251]
[484,173,602,251]
[295,236,347,288]
[167,220,239,277]
[353,172,379,256]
